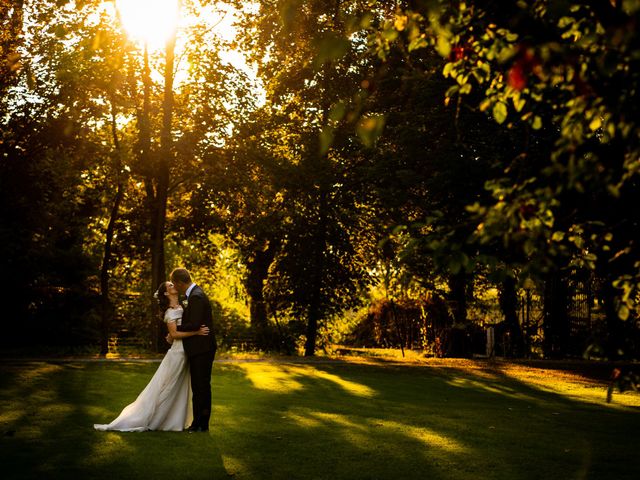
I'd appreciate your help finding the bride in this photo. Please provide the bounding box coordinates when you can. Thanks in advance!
[94,281,210,432]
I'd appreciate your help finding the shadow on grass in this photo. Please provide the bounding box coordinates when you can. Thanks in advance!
[1,359,639,480]
[0,361,227,480]
[213,360,640,480]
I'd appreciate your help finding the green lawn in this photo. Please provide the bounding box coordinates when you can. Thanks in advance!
[0,358,639,480]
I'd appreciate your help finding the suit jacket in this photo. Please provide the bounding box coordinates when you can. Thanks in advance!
[177,285,217,358]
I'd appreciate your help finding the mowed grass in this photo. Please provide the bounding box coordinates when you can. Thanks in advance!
[0,358,639,480]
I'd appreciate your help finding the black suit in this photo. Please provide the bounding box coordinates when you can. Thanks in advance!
[177,285,217,429]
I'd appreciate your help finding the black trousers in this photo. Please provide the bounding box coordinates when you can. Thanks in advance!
[189,349,215,428]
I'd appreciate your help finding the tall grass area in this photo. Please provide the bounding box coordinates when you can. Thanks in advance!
[0,359,639,479]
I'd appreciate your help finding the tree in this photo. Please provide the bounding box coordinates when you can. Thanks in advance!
[119,0,255,350]
[0,0,124,347]
[1,0,258,353]
[181,105,286,350]
[358,0,640,355]
[230,0,381,355]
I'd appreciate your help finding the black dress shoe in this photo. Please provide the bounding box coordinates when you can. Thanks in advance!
[187,425,208,433]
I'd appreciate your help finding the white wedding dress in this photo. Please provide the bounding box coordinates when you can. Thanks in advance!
[94,306,193,432]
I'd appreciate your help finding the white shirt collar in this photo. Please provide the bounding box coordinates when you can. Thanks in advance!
[185,283,197,298]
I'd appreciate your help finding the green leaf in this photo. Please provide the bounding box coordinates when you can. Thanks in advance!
[329,101,347,122]
[618,304,630,321]
[408,37,428,52]
[319,126,334,156]
[497,45,518,64]
[607,184,620,197]
[493,102,508,124]
[314,33,350,66]
[532,115,543,130]
[54,25,67,38]
[356,115,386,148]
[512,94,526,112]
[436,35,451,58]
[280,0,302,30]
[394,15,408,31]
[445,85,459,98]
[381,28,399,41]
[360,13,373,29]
[459,83,472,94]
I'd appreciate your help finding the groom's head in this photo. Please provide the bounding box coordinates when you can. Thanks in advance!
[170,268,193,295]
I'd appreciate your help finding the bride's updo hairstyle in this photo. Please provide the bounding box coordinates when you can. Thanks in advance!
[154,282,170,315]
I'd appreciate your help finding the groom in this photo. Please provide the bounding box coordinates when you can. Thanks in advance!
[170,267,217,432]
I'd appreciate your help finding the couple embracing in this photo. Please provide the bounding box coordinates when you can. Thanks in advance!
[94,268,217,433]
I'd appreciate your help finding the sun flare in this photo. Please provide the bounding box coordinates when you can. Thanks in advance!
[116,0,180,47]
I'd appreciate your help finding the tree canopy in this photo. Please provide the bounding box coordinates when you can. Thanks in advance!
[1,0,638,359]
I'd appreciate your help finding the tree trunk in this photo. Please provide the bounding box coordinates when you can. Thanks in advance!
[543,272,570,358]
[150,20,178,352]
[139,43,154,203]
[389,299,405,357]
[135,43,159,350]
[601,276,624,360]
[304,191,327,357]
[305,304,319,357]
[99,99,126,357]
[498,274,524,357]
[448,271,468,325]
[304,53,335,357]
[447,271,470,357]
[244,238,280,350]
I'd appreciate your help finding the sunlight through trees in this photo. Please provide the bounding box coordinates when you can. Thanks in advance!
[1,0,638,363]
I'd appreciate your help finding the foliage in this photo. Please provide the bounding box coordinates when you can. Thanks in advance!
[2,0,639,358]
[0,0,115,347]
[228,0,384,354]
[1,0,258,352]
[364,0,640,322]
